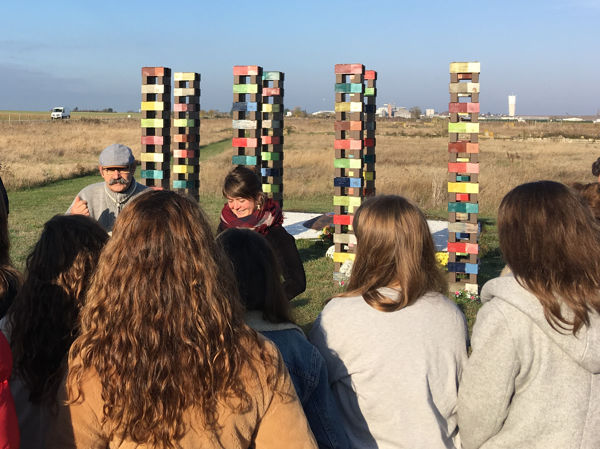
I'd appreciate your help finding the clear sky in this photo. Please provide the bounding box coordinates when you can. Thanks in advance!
[1,0,598,115]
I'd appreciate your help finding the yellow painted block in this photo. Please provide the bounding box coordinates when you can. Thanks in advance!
[333,196,349,207]
[140,119,164,128]
[141,84,165,94]
[333,233,357,245]
[448,182,479,194]
[449,62,480,73]
[140,101,164,111]
[448,122,479,133]
[335,103,350,112]
[456,157,470,162]
[262,103,280,112]
[173,165,195,174]
[173,118,196,127]
[174,72,198,81]
[333,252,356,263]
[140,152,164,162]
[449,82,480,94]
[363,171,374,181]
[350,102,363,112]
[174,87,198,97]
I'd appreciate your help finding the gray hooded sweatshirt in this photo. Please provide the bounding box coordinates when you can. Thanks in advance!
[458,275,600,449]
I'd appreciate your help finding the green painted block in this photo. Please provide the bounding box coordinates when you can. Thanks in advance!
[262,71,281,81]
[262,183,280,193]
[448,202,479,213]
[334,158,362,169]
[233,84,258,94]
[232,155,257,165]
[456,175,471,182]
[141,170,164,179]
[364,87,375,96]
[141,119,164,128]
[173,118,196,128]
[363,154,375,163]
[448,122,480,134]
[261,152,281,161]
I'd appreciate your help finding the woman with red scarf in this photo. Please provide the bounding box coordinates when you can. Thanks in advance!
[218,166,306,300]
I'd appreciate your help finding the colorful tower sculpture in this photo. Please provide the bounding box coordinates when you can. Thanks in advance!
[232,66,263,172]
[261,71,285,207]
[333,63,365,281]
[140,67,171,189]
[447,62,480,294]
[363,69,377,197]
[172,72,201,200]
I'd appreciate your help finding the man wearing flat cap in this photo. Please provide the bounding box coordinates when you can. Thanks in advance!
[67,144,147,232]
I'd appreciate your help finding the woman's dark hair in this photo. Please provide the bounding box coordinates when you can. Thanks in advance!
[592,157,600,177]
[217,228,293,324]
[0,189,20,318]
[223,166,264,206]
[8,214,108,404]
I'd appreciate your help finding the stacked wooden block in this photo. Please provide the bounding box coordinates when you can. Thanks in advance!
[333,63,365,281]
[260,71,285,207]
[447,62,480,294]
[232,66,262,170]
[140,67,171,189]
[172,72,201,200]
[363,70,377,197]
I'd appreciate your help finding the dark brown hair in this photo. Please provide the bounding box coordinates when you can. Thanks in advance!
[217,228,293,324]
[498,180,600,333]
[223,166,264,206]
[0,190,20,318]
[68,190,279,447]
[8,214,107,404]
[572,182,600,221]
[592,157,600,177]
[341,195,447,311]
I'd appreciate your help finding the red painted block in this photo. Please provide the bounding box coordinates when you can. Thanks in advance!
[448,242,479,254]
[172,149,196,158]
[363,138,375,147]
[334,140,350,150]
[142,67,167,76]
[364,70,377,80]
[174,103,198,112]
[448,102,480,113]
[261,136,281,145]
[333,214,353,225]
[232,137,258,147]
[334,64,364,74]
[141,136,164,145]
[233,65,260,76]
[448,142,479,153]
[455,193,470,201]
[448,162,479,173]
[457,73,472,80]
[262,87,280,96]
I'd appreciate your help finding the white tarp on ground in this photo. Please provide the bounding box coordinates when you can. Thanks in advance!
[283,212,449,252]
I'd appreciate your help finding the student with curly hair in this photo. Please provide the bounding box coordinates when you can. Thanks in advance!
[4,214,108,448]
[458,181,600,448]
[310,195,468,449]
[47,190,316,448]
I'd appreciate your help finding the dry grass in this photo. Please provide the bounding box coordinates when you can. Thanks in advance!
[1,117,598,216]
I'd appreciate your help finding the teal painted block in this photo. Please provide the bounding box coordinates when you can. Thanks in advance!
[173,180,197,189]
[448,202,479,213]
[232,155,257,165]
[455,175,471,182]
[141,170,164,179]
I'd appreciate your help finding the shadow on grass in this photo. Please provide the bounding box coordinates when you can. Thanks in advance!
[298,239,331,264]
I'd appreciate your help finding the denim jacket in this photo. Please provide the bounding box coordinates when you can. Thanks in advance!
[246,311,350,449]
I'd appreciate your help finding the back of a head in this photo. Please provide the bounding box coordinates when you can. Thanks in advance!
[572,182,600,221]
[217,228,291,324]
[9,214,108,403]
[223,166,262,201]
[592,157,600,177]
[71,190,269,445]
[498,180,600,332]
[346,195,446,311]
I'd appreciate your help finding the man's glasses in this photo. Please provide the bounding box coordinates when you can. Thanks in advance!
[102,167,131,175]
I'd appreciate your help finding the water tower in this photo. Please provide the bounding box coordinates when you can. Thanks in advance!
[508,95,516,117]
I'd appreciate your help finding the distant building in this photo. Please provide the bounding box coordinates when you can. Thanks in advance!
[376,104,411,118]
[425,108,435,118]
[508,95,516,117]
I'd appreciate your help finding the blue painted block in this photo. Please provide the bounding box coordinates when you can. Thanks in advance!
[261,168,281,177]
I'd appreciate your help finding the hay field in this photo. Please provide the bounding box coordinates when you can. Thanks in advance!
[1,117,598,216]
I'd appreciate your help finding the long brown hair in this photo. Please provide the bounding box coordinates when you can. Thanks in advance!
[498,180,600,333]
[68,190,278,447]
[8,214,107,403]
[0,190,20,318]
[342,195,447,311]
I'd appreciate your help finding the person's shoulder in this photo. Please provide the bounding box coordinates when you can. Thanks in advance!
[133,181,149,193]
[79,182,105,194]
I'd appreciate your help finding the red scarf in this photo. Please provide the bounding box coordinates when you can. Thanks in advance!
[220,198,284,235]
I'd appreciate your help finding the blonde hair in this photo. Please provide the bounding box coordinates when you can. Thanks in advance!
[498,181,600,333]
[342,195,447,311]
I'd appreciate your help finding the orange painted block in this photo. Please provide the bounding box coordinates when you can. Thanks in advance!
[457,73,472,80]
[335,64,364,74]
[364,70,377,80]
[448,162,479,173]
[141,136,164,145]
[262,87,280,96]
[233,65,260,76]
[334,121,349,131]
[172,149,196,158]
[174,103,198,112]
[142,67,168,76]
[350,121,363,131]
[333,214,353,225]
[448,102,480,113]
[232,137,258,147]
[173,134,197,143]
[455,193,470,201]
[447,242,479,254]
[448,142,479,153]
[261,136,281,145]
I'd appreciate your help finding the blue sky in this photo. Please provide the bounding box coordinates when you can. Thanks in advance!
[1,0,598,115]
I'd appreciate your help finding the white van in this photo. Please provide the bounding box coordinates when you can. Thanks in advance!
[51,107,71,119]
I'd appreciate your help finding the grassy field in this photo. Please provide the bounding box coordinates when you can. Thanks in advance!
[2,117,599,333]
